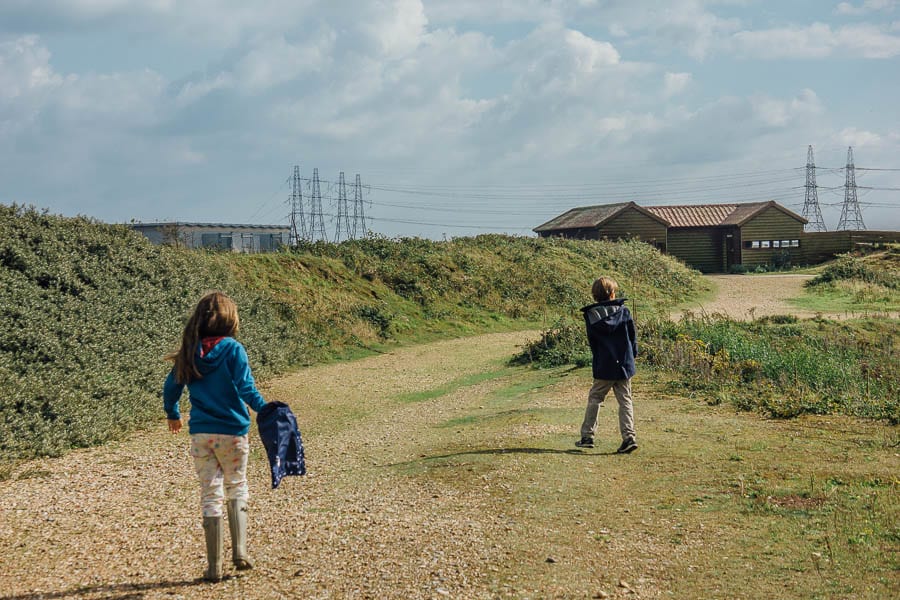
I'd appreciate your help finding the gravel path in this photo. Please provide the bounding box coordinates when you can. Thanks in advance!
[0,332,545,600]
[674,274,818,320]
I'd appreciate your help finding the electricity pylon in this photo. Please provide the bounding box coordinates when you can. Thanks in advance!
[836,146,866,231]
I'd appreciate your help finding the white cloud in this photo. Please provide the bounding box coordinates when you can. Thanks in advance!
[233,31,335,93]
[54,69,164,129]
[363,0,427,57]
[421,0,559,24]
[835,1,898,16]
[173,72,234,107]
[563,28,621,71]
[732,23,833,58]
[663,72,691,98]
[832,23,900,56]
[504,24,624,98]
[752,89,823,127]
[0,34,166,165]
[0,35,62,100]
[837,126,882,146]
[731,21,900,58]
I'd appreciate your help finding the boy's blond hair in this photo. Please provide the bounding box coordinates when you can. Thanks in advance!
[591,277,619,302]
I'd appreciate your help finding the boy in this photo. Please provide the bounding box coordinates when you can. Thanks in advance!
[576,276,639,453]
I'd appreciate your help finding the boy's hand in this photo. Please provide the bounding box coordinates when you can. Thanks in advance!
[167,418,183,433]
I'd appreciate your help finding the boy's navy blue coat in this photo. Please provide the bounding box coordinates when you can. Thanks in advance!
[581,298,638,381]
[256,401,306,489]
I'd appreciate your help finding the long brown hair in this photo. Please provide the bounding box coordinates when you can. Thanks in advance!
[166,291,240,384]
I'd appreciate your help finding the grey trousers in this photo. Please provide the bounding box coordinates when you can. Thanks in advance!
[580,378,635,441]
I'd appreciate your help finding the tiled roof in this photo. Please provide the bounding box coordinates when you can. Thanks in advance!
[643,201,806,227]
[533,203,631,231]
[643,203,762,227]
[535,201,807,233]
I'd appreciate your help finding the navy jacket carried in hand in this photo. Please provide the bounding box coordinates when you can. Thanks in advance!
[581,298,638,381]
[257,401,306,489]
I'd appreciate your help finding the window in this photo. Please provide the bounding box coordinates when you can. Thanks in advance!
[791,240,800,247]
[258,233,284,251]
[772,240,780,248]
[761,240,770,248]
[200,233,232,250]
[751,240,760,248]
[782,240,791,248]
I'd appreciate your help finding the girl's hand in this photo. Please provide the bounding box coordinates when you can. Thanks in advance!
[167,418,183,433]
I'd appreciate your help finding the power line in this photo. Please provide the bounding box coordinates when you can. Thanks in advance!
[370,166,805,189]
[367,216,534,230]
[265,159,897,236]
[247,177,290,223]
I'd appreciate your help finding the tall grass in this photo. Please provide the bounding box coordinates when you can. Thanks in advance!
[797,247,900,312]
[641,315,898,421]
[514,313,899,422]
[303,234,698,318]
[806,248,899,290]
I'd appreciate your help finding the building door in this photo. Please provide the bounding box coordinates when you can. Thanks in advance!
[725,232,736,271]
[240,233,255,253]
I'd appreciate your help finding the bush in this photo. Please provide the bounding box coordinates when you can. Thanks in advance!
[509,319,591,368]
[807,253,900,290]
[0,205,305,461]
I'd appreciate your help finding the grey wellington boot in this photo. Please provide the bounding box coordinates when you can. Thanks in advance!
[202,516,224,581]
[226,499,254,570]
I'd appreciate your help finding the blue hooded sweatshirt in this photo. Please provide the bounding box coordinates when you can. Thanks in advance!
[163,337,267,436]
[581,298,638,381]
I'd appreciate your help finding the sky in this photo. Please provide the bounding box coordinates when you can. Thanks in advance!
[1,0,899,239]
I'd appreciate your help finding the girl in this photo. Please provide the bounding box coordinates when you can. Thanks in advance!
[163,291,267,581]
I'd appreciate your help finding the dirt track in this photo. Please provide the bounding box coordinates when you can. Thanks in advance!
[675,274,816,320]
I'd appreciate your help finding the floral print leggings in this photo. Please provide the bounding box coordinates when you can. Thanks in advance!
[190,433,250,517]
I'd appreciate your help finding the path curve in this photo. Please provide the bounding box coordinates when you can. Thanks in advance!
[674,273,819,320]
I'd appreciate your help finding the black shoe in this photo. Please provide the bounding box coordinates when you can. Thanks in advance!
[616,438,638,454]
[575,437,594,448]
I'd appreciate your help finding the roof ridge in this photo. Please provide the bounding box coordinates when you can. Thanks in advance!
[644,201,766,210]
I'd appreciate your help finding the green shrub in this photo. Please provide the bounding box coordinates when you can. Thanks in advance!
[509,319,590,368]
[0,205,304,461]
[807,253,900,290]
